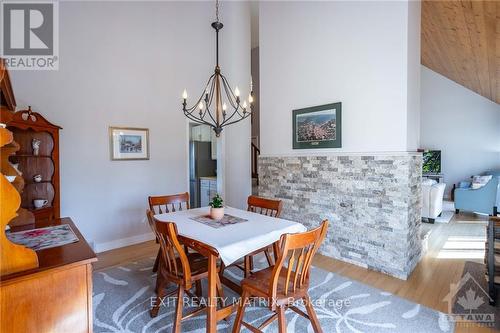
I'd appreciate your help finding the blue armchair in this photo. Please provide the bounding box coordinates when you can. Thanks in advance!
[455,176,499,216]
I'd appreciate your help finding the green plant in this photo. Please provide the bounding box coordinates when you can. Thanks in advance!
[209,194,224,208]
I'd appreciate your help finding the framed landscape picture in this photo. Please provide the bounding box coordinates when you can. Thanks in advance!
[109,127,149,160]
[292,102,342,149]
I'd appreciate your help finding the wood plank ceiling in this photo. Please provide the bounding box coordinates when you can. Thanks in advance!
[421,1,499,104]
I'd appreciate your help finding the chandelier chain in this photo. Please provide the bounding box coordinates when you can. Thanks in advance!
[215,0,220,23]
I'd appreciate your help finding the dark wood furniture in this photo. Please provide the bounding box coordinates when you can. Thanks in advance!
[6,107,61,223]
[1,59,39,276]
[486,216,500,305]
[232,220,329,333]
[1,58,96,332]
[148,192,190,273]
[147,211,225,333]
[244,195,283,275]
[0,217,97,333]
[148,192,190,214]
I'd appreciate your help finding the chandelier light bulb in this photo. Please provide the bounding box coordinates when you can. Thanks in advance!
[182,89,188,99]
[243,100,247,109]
[198,102,204,110]
[234,87,240,97]
[248,95,254,103]
[222,103,227,111]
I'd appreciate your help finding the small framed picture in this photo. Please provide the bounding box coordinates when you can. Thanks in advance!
[109,127,150,160]
[292,102,342,149]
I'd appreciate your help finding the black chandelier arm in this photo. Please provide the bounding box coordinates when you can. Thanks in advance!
[202,100,219,126]
[207,75,216,105]
[221,74,241,106]
[220,75,239,109]
[184,73,216,112]
[183,110,221,130]
[183,111,211,126]
[220,104,249,127]
[219,106,241,126]
[220,111,251,128]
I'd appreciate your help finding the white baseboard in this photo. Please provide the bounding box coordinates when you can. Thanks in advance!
[94,232,155,253]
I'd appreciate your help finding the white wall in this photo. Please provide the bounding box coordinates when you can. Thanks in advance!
[259,1,421,155]
[10,1,251,251]
[420,66,500,197]
[220,2,252,210]
[406,0,421,151]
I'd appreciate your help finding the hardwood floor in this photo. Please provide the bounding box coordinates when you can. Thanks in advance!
[93,211,495,332]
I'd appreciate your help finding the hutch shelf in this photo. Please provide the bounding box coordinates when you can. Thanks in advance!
[6,107,61,222]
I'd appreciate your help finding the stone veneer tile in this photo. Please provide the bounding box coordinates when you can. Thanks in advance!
[258,154,422,280]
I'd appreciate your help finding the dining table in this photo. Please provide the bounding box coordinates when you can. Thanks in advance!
[154,206,307,333]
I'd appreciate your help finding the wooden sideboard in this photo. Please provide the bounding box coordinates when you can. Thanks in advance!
[0,218,97,333]
[1,58,97,332]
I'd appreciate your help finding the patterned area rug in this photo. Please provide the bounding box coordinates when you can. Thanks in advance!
[93,256,454,333]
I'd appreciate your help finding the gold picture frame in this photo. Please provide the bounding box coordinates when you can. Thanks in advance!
[109,127,150,161]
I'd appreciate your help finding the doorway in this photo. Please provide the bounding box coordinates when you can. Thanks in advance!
[189,124,217,208]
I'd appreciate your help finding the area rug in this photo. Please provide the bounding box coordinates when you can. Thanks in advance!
[93,257,454,333]
[453,261,499,330]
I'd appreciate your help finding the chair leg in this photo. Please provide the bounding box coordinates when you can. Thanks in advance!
[173,285,185,333]
[150,276,168,317]
[249,255,254,271]
[488,220,497,305]
[277,305,287,333]
[195,280,202,298]
[494,206,498,216]
[264,248,274,266]
[219,262,226,277]
[152,248,161,273]
[244,256,251,278]
[455,209,460,214]
[215,274,225,308]
[304,295,323,333]
[232,290,249,333]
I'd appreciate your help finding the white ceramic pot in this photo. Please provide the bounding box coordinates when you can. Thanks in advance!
[210,207,224,220]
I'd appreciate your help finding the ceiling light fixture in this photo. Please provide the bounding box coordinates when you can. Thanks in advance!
[181,0,252,137]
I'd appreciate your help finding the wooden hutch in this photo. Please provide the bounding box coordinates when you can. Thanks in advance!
[7,107,61,223]
[0,59,97,332]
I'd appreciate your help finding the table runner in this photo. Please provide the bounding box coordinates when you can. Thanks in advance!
[154,206,306,265]
[6,224,79,251]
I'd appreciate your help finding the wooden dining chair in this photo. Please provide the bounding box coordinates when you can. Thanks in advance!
[244,195,283,275]
[147,210,225,333]
[148,192,190,273]
[148,192,190,214]
[232,220,329,333]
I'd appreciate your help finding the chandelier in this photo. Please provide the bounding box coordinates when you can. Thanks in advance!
[181,0,252,137]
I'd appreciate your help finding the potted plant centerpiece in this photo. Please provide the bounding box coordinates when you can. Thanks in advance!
[209,194,224,220]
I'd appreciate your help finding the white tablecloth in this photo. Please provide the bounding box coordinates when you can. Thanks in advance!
[154,206,306,265]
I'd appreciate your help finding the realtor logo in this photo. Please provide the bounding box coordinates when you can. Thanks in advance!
[1,1,59,70]
[443,272,495,328]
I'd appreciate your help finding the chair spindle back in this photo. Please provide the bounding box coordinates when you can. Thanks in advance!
[148,192,190,214]
[146,210,192,288]
[270,220,329,297]
[247,195,283,217]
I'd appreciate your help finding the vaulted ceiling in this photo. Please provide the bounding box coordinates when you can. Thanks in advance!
[421,1,499,104]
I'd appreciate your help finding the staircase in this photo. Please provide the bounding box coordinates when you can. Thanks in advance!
[251,142,260,186]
